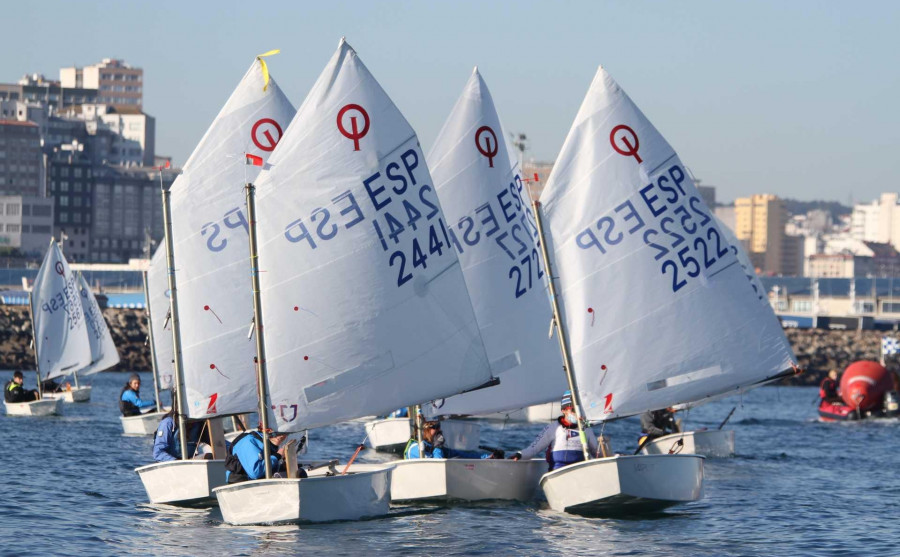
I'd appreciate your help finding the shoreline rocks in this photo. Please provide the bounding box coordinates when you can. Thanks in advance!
[0,306,890,385]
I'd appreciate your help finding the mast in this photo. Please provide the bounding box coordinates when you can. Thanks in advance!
[161,187,189,461]
[532,200,591,461]
[28,291,42,400]
[142,270,162,413]
[246,182,273,479]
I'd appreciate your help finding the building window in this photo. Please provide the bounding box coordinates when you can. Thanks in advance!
[791,300,812,312]
[883,302,900,314]
[6,204,19,216]
[853,301,875,313]
[6,224,20,233]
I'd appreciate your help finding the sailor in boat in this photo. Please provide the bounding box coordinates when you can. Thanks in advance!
[152,399,211,462]
[819,370,841,403]
[119,373,156,417]
[224,428,307,483]
[40,377,63,394]
[404,420,502,460]
[638,408,681,446]
[4,370,39,403]
[509,391,600,470]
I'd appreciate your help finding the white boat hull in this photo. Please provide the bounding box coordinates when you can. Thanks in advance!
[367,458,547,503]
[135,459,227,506]
[213,467,393,525]
[3,398,62,416]
[540,455,704,515]
[121,410,167,435]
[43,386,92,403]
[641,430,735,458]
[364,418,481,453]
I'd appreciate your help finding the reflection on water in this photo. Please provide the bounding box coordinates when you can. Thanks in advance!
[2,371,897,556]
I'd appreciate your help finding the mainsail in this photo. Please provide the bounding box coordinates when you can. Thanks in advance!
[170,56,295,419]
[538,66,796,422]
[147,244,174,390]
[253,39,493,431]
[30,241,91,380]
[76,272,120,375]
[423,68,564,418]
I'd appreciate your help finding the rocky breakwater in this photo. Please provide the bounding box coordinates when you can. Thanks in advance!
[784,329,890,386]
[0,304,889,384]
[1,306,150,372]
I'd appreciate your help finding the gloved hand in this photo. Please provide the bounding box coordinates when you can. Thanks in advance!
[508,452,521,461]
[491,449,505,459]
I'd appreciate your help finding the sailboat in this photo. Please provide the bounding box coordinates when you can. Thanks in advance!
[640,218,771,458]
[212,39,495,525]
[45,272,121,403]
[136,52,296,506]
[366,68,567,504]
[120,244,171,435]
[532,65,797,515]
[6,240,91,416]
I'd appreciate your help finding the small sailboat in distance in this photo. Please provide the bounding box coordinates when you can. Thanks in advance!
[6,240,91,417]
[43,271,121,403]
[532,65,797,515]
[121,244,170,435]
[213,39,494,525]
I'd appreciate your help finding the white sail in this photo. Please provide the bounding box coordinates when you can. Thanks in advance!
[254,39,492,432]
[423,68,564,418]
[147,244,174,390]
[716,216,768,306]
[539,66,796,422]
[30,241,91,380]
[170,57,295,419]
[75,272,120,375]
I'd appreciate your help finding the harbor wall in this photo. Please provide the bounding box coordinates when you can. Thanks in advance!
[0,306,889,385]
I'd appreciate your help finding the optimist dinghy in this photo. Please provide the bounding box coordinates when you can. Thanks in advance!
[531,65,798,515]
[135,52,296,507]
[214,39,495,525]
[7,240,91,417]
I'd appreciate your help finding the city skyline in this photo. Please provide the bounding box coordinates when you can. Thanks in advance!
[0,1,896,203]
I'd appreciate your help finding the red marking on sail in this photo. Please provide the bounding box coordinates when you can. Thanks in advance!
[294,306,299,311]
[587,307,595,326]
[204,304,223,324]
[209,364,230,379]
[303,356,309,361]
[603,393,614,414]
[207,393,218,414]
[245,153,264,167]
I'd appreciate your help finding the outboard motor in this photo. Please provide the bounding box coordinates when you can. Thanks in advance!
[884,391,900,416]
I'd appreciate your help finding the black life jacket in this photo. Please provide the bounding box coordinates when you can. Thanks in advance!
[119,384,140,416]
[5,380,18,403]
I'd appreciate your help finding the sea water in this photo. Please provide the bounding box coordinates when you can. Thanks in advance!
[1,371,895,556]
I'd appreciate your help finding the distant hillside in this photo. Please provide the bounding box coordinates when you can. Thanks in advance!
[782,199,851,219]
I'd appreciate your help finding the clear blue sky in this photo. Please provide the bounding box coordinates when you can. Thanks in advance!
[3,1,898,203]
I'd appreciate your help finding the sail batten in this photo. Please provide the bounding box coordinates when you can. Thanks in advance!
[539,66,796,421]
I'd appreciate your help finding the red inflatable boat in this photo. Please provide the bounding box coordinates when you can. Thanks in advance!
[817,361,900,422]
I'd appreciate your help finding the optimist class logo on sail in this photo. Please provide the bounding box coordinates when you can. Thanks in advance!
[573,125,736,293]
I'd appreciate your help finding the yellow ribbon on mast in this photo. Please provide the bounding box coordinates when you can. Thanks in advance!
[256,49,280,92]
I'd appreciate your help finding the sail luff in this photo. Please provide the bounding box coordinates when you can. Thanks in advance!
[246,183,273,478]
[75,271,120,376]
[142,270,163,413]
[161,188,189,461]
[532,200,591,460]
